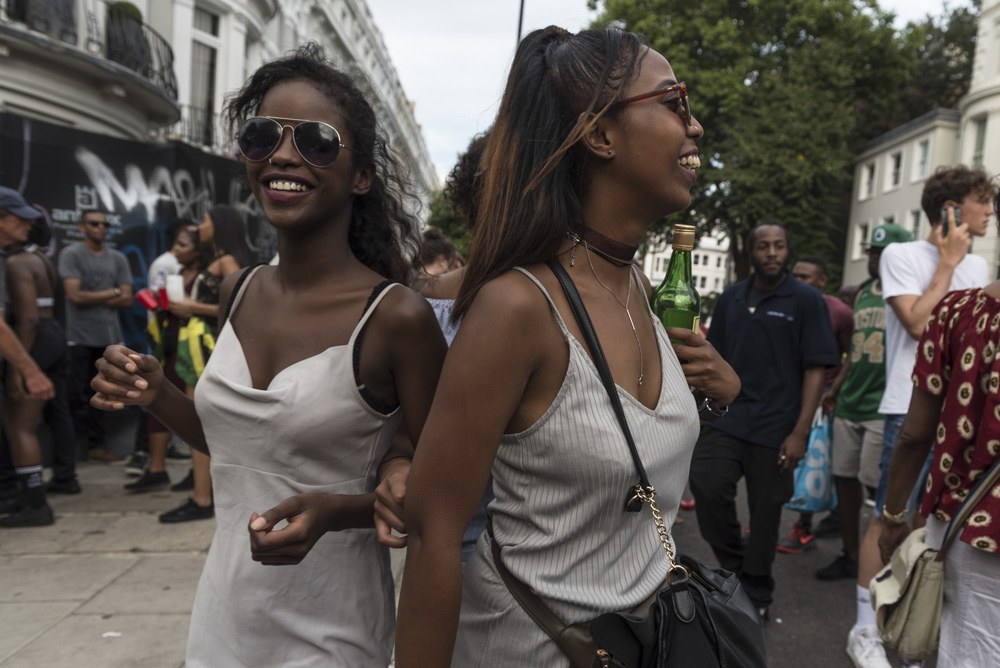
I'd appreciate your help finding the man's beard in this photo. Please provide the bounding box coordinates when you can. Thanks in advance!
[751,257,786,283]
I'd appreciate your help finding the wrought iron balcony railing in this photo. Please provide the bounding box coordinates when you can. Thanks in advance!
[1,0,177,101]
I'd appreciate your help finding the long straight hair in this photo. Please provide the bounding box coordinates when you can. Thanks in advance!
[452,27,644,321]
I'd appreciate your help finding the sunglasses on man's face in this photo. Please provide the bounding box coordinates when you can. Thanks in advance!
[237,116,351,168]
[87,220,111,229]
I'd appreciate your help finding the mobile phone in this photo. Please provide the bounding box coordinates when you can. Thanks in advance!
[940,206,961,237]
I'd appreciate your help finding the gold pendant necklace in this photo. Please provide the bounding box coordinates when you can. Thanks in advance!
[584,244,644,386]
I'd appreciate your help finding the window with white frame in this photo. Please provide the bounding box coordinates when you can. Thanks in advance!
[973,117,987,166]
[910,210,921,238]
[883,215,895,227]
[693,254,699,265]
[716,256,722,268]
[700,276,707,289]
[714,277,721,290]
[887,151,902,189]
[914,139,930,180]
[852,222,870,261]
[862,162,876,199]
[190,7,221,146]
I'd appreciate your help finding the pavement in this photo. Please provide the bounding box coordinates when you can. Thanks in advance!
[0,458,210,668]
[0,457,935,668]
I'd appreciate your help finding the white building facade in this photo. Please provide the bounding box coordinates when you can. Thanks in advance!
[150,0,437,198]
[0,0,437,201]
[843,0,1000,285]
[642,229,731,299]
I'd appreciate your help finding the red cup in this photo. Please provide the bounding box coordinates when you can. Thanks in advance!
[135,288,160,311]
[157,287,170,310]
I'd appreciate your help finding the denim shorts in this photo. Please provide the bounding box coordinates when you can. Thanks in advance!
[873,414,933,518]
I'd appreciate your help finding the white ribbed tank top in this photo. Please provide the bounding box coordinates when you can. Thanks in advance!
[453,267,700,666]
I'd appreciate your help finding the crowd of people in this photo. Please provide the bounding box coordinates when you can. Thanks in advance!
[0,25,998,668]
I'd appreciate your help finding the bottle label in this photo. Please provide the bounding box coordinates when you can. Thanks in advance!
[662,310,700,344]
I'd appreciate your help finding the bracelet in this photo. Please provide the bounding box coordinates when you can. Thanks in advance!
[377,455,412,481]
[113,286,122,297]
[881,505,909,525]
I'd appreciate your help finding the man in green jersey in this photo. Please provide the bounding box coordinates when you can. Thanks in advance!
[816,223,912,582]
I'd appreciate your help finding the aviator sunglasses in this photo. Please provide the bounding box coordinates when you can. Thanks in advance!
[237,116,351,168]
[610,82,692,126]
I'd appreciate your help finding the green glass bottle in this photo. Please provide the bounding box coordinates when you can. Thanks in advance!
[652,224,701,344]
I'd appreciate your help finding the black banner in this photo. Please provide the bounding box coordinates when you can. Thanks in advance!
[0,112,273,351]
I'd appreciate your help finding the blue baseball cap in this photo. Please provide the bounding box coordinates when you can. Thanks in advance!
[0,187,42,220]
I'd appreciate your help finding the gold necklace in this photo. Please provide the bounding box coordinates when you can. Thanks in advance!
[584,244,644,386]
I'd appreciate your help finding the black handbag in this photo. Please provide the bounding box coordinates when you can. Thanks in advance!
[487,260,767,668]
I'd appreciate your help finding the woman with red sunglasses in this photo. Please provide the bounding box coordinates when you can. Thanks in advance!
[395,27,738,666]
[90,44,446,666]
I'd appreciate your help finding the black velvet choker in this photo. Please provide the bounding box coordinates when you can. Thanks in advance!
[569,226,638,267]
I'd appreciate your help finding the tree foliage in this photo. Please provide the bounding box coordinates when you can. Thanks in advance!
[425,188,472,257]
[589,0,976,286]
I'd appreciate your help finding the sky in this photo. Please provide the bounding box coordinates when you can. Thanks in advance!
[366,0,973,184]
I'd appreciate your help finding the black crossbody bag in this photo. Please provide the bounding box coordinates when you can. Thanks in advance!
[486,260,768,668]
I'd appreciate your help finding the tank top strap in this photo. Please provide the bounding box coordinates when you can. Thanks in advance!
[351,280,403,415]
[512,266,573,341]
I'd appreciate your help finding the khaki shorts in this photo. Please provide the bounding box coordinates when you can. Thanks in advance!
[831,417,882,489]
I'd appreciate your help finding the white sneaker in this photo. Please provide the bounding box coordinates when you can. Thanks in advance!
[846,626,892,668]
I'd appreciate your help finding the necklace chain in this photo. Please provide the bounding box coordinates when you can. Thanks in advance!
[584,244,644,387]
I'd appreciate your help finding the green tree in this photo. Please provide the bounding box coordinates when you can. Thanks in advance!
[591,0,919,284]
[425,189,472,257]
[894,1,979,123]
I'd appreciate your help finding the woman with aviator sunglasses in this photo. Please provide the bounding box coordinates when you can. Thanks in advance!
[90,44,446,666]
[396,27,738,666]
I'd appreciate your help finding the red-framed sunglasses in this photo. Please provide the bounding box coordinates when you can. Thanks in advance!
[610,82,692,126]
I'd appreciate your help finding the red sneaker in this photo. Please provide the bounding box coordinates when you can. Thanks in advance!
[680,498,696,511]
[776,521,816,554]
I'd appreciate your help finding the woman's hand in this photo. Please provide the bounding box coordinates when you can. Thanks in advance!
[248,494,339,565]
[168,298,196,319]
[667,328,741,406]
[90,346,164,410]
[375,458,410,548]
[878,518,912,565]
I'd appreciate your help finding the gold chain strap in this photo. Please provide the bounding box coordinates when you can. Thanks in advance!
[634,484,688,579]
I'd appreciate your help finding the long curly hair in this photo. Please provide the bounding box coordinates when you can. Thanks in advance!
[453,27,645,320]
[224,43,421,282]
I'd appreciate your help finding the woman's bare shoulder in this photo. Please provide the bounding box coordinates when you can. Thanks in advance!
[465,268,553,324]
[420,268,464,300]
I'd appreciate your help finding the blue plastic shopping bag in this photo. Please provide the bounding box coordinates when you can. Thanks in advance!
[784,409,837,513]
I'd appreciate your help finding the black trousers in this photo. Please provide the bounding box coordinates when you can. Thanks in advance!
[689,425,794,607]
[69,344,107,450]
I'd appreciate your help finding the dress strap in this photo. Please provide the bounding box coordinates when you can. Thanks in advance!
[222,264,267,324]
[351,281,402,415]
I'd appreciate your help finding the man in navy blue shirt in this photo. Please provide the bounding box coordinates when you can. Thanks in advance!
[690,222,838,619]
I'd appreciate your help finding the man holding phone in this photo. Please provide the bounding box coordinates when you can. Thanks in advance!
[845,164,996,667]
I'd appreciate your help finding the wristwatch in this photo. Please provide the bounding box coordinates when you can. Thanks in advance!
[695,392,728,422]
[113,287,122,297]
[881,506,909,525]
